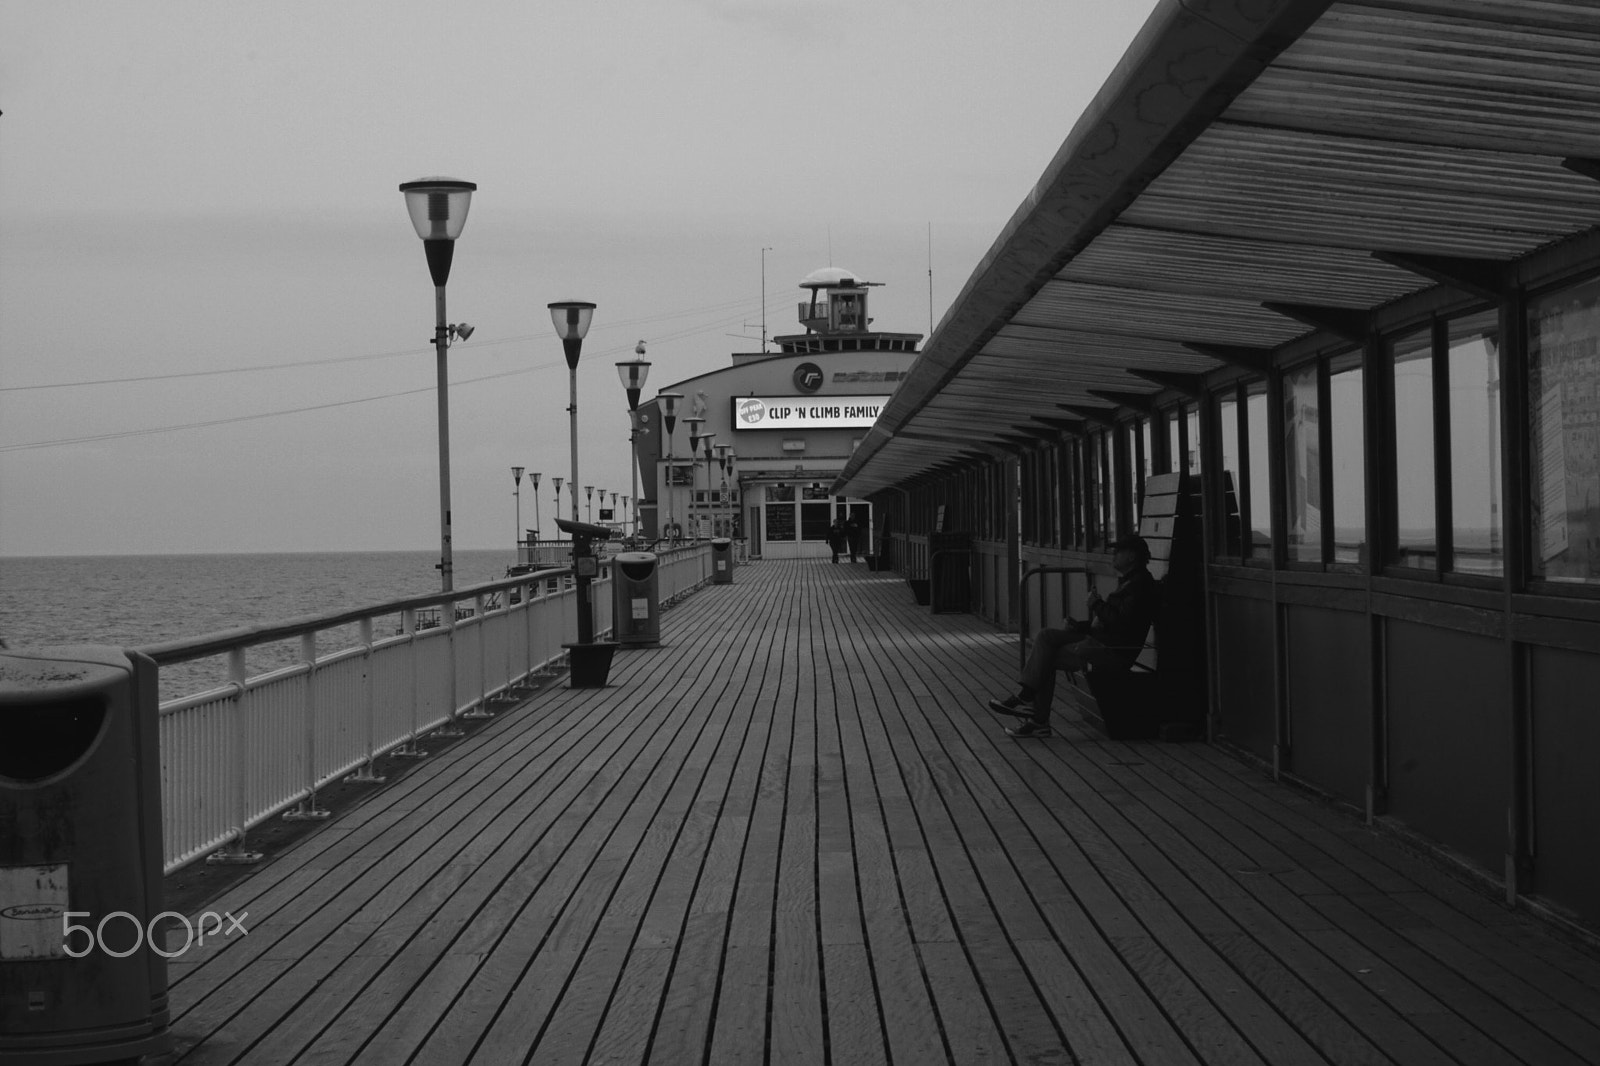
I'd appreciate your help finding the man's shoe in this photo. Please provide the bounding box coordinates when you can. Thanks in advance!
[987,697,1030,719]
[1005,721,1053,739]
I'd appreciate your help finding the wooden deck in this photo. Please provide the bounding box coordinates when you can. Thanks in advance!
[162,559,1600,1065]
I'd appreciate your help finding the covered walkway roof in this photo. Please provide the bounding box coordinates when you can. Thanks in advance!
[837,0,1600,497]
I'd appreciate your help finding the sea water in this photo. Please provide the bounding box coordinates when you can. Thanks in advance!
[0,550,521,701]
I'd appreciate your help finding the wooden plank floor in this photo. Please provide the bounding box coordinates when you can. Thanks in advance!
[163,559,1600,1065]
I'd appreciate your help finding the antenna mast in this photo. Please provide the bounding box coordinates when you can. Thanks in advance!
[927,223,934,337]
[761,245,772,353]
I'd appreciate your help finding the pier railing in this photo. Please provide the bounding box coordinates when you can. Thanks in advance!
[139,543,715,874]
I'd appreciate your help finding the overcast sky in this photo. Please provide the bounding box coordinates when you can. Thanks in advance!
[0,0,1160,556]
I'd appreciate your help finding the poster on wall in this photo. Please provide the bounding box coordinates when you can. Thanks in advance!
[765,504,796,541]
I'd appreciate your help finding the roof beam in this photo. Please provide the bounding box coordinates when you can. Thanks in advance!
[1561,157,1600,184]
[1057,403,1118,426]
[1087,389,1159,415]
[1127,369,1205,398]
[1371,251,1510,302]
[1261,302,1370,344]
[1182,342,1275,375]
[1031,416,1085,435]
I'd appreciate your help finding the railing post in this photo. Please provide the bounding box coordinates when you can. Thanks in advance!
[463,592,492,719]
[207,648,263,865]
[435,596,464,737]
[393,607,428,758]
[522,578,535,686]
[349,616,386,782]
[284,633,331,821]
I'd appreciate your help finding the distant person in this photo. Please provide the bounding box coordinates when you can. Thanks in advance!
[987,534,1158,739]
[828,517,847,564]
[844,515,863,562]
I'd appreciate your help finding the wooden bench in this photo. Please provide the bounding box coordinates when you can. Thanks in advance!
[1020,472,1207,741]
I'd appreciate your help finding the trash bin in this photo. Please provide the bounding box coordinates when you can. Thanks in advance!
[612,551,661,647]
[1,646,171,1065]
[711,537,734,585]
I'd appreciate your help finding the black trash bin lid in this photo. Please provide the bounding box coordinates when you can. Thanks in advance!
[615,551,658,581]
[0,647,127,783]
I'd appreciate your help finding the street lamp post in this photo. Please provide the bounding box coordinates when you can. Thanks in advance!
[552,477,564,539]
[658,393,683,540]
[684,417,704,540]
[700,433,717,541]
[585,485,594,523]
[530,471,541,546]
[727,447,738,541]
[616,344,651,544]
[549,300,609,649]
[512,466,524,556]
[399,177,476,592]
[549,300,595,527]
[714,444,730,537]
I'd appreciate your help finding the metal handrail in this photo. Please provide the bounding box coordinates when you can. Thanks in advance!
[142,542,716,873]
[1017,565,1089,675]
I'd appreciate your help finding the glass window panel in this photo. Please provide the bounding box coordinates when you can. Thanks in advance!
[1246,388,1273,556]
[1165,410,1180,474]
[1185,407,1200,474]
[1447,310,1503,576]
[1069,440,1084,548]
[1128,421,1142,525]
[768,483,795,502]
[1528,278,1600,584]
[1107,430,1122,542]
[1392,329,1437,568]
[1284,364,1322,562]
[1329,354,1365,565]
[1088,432,1105,546]
[800,501,832,540]
[1048,447,1060,545]
[1141,420,1154,480]
[1218,395,1243,556]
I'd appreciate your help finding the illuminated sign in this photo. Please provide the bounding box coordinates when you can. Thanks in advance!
[732,395,890,430]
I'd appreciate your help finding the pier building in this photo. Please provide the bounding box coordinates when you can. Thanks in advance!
[635,267,920,559]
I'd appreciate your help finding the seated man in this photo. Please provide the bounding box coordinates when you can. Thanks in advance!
[988,534,1159,738]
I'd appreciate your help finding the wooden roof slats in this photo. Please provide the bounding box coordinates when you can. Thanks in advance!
[836,0,1600,498]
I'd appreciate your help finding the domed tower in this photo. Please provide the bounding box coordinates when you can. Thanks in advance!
[775,267,923,354]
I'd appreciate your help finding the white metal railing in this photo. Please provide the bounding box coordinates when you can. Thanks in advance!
[140,544,714,874]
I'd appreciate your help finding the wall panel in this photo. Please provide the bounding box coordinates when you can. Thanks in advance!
[1385,621,1507,875]
[1214,592,1276,760]
[1530,645,1600,928]
[1285,604,1371,808]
